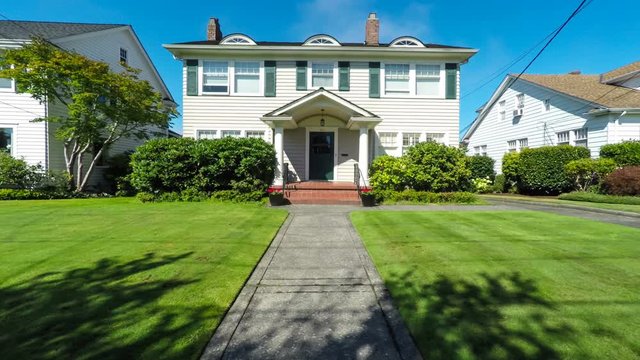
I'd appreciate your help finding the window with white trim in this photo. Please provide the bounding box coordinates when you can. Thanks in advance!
[245,130,265,139]
[557,131,570,145]
[0,127,13,154]
[416,64,440,96]
[516,93,525,108]
[119,48,127,65]
[507,140,517,152]
[310,62,334,88]
[234,61,260,94]
[378,132,397,147]
[474,146,480,155]
[543,99,550,112]
[221,130,241,138]
[518,138,528,149]
[426,132,445,144]
[402,132,421,153]
[0,62,13,90]
[499,100,506,121]
[202,61,229,94]
[481,145,487,156]
[574,128,588,147]
[197,130,217,139]
[385,64,410,94]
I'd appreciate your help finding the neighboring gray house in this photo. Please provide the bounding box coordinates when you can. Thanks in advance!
[0,20,174,187]
[164,13,477,186]
[463,61,640,173]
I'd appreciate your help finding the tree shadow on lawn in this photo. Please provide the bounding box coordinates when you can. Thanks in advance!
[387,270,573,360]
[0,252,222,360]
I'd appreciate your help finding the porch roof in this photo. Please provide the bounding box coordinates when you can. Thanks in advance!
[260,88,381,129]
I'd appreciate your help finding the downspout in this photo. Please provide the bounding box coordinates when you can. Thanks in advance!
[613,110,627,143]
[44,98,49,171]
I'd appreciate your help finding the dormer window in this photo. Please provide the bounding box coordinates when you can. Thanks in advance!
[389,37,424,47]
[219,34,257,45]
[303,35,341,46]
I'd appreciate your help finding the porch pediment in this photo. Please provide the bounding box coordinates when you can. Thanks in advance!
[260,88,381,129]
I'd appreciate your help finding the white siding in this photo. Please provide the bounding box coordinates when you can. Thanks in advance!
[614,114,640,141]
[182,59,461,180]
[467,80,610,173]
[0,89,47,167]
[337,128,358,182]
[283,128,305,181]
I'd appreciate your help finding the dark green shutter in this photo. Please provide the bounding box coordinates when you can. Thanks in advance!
[264,61,276,97]
[296,61,307,91]
[445,63,458,99]
[186,59,198,96]
[338,61,350,91]
[369,62,380,98]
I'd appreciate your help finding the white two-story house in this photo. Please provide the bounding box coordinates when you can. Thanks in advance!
[164,13,477,185]
[0,20,174,187]
[463,61,640,173]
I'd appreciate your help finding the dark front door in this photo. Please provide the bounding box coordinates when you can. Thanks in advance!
[309,132,334,180]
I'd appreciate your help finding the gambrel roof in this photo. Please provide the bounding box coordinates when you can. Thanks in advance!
[0,20,125,40]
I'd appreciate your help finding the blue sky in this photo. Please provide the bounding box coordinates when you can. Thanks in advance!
[3,0,639,135]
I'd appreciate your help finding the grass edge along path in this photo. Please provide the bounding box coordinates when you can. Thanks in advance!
[0,198,288,360]
[351,210,640,360]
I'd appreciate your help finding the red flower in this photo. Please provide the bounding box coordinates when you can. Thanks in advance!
[361,187,372,193]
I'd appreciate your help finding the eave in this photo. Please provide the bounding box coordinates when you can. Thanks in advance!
[163,44,478,62]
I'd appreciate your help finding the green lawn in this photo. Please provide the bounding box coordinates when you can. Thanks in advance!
[482,194,640,214]
[352,211,640,359]
[0,198,287,360]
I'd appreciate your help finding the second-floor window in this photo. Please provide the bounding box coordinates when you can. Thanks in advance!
[234,62,260,94]
[416,64,440,96]
[385,64,410,94]
[516,93,525,108]
[0,62,13,91]
[203,61,229,94]
[119,48,128,65]
[310,62,334,88]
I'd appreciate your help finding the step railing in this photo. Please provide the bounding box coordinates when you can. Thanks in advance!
[282,162,289,192]
[353,163,368,196]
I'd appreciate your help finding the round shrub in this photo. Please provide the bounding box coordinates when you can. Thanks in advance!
[467,155,496,181]
[369,155,409,191]
[0,152,35,189]
[130,137,276,195]
[564,158,617,192]
[600,140,640,166]
[404,142,470,192]
[517,145,590,195]
[603,166,640,196]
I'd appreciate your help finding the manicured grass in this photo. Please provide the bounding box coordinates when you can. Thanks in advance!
[0,198,287,359]
[352,211,640,359]
[482,194,640,214]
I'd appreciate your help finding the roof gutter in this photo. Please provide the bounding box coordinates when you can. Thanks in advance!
[588,108,640,116]
[163,44,478,62]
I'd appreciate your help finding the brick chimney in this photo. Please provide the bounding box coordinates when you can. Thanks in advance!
[207,18,222,41]
[568,70,581,75]
[365,13,379,46]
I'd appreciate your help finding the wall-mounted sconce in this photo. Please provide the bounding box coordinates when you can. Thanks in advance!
[320,108,325,127]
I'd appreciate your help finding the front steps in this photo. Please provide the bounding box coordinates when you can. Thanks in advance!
[284,181,361,205]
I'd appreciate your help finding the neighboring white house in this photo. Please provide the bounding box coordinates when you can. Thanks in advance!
[0,20,175,187]
[463,61,640,173]
[164,13,477,185]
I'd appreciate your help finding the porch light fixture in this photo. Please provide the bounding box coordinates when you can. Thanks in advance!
[320,109,325,127]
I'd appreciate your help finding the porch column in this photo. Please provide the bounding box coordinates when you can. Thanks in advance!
[274,127,284,186]
[358,127,369,186]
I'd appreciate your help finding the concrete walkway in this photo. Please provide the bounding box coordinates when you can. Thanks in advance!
[201,205,422,360]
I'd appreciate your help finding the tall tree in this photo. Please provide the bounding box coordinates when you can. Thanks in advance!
[0,38,176,192]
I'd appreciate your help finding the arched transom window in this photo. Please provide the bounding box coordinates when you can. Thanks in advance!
[220,34,256,45]
[304,35,341,46]
[389,37,424,47]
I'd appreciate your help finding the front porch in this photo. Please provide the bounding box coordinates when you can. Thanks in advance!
[282,180,361,205]
[261,88,381,187]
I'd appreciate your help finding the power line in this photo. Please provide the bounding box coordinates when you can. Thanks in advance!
[462,0,594,100]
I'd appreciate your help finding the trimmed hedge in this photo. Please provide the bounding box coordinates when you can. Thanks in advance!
[603,166,640,196]
[136,190,265,203]
[405,142,470,192]
[369,155,409,191]
[130,137,276,195]
[600,140,640,166]
[467,155,496,181]
[564,158,617,191]
[558,191,640,205]
[372,189,478,204]
[517,145,590,195]
[501,152,520,192]
[0,189,70,200]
